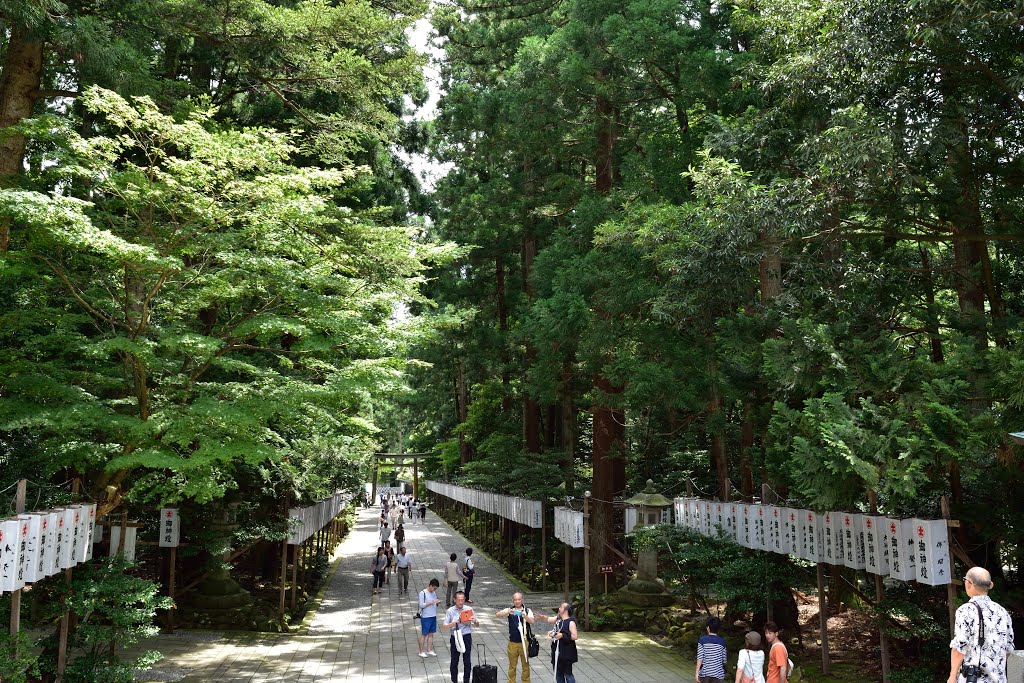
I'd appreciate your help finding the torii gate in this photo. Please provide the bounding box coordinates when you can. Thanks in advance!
[371,452,435,504]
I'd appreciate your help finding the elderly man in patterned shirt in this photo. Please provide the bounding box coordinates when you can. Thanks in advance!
[948,566,1016,683]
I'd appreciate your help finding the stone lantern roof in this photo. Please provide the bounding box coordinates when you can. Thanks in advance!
[624,479,671,508]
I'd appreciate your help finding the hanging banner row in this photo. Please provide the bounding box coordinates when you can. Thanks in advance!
[673,498,951,586]
[0,503,98,595]
[425,481,543,529]
[553,506,585,548]
[288,492,351,545]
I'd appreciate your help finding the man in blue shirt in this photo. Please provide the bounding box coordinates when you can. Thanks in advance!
[696,616,727,683]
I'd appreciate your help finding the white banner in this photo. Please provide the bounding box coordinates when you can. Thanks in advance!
[80,504,97,562]
[0,519,24,593]
[21,515,43,583]
[886,518,914,581]
[425,481,543,528]
[863,515,887,576]
[738,504,752,548]
[109,524,138,561]
[841,513,866,570]
[554,506,585,548]
[911,519,951,586]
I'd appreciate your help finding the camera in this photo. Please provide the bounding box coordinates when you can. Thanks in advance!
[961,664,980,683]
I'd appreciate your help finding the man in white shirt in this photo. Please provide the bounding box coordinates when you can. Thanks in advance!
[395,546,412,595]
[461,548,476,604]
[948,567,1016,683]
[444,591,479,683]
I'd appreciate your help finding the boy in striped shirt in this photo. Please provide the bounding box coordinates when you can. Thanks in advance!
[696,616,727,683]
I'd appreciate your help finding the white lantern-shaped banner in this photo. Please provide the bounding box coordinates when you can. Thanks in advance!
[840,513,866,569]
[159,508,180,548]
[0,519,24,593]
[911,519,951,586]
[21,514,44,583]
[863,515,888,576]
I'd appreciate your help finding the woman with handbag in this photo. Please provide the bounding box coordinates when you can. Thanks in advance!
[537,602,578,683]
[735,631,765,683]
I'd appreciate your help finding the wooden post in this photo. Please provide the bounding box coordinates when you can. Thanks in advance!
[10,479,26,608]
[762,483,774,622]
[869,491,890,683]
[279,497,288,621]
[168,546,177,633]
[371,460,379,508]
[9,480,26,641]
[290,542,299,611]
[941,496,957,640]
[685,479,693,498]
[413,457,419,499]
[564,544,570,605]
[541,502,547,590]
[583,491,591,631]
[56,479,81,683]
[817,561,830,675]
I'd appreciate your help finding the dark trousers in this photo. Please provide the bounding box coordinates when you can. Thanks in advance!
[449,632,472,683]
[372,570,385,589]
[464,574,474,600]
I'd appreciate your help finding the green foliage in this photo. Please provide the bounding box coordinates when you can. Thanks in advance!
[36,556,172,683]
[0,630,41,683]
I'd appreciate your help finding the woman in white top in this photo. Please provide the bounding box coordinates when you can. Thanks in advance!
[735,630,766,683]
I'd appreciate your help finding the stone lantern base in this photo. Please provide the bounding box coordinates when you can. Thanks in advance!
[618,548,675,608]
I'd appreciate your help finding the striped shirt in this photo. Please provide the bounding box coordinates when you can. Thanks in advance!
[697,634,728,680]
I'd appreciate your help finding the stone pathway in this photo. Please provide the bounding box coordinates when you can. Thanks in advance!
[137,507,696,683]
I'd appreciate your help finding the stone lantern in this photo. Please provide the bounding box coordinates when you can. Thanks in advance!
[619,479,675,607]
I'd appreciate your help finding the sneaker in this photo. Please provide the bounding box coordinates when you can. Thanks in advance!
[465,599,473,604]
[427,651,437,657]
[419,652,428,658]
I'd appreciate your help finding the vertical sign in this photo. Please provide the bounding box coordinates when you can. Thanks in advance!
[14,516,30,585]
[59,507,78,570]
[886,518,916,581]
[913,519,951,586]
[739,504,752,548]
[46,510,63,576]
[159,508,181,548]
[822,512,839,564]
[81,503,97,562]
[841,513,866,569]
[767,506,782,554]
[713,502,725,535]
[782,508,797,556]
[22,514,43,583]
[0,519,23,593]
[863,516,888,576]
[728,503,739,542]
[753,505,767,550]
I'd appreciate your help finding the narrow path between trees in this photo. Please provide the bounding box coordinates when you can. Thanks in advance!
[135,507,694,682]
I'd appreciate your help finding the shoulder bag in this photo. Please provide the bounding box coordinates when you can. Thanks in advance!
[524,610,539,658]
[738,649,756,683]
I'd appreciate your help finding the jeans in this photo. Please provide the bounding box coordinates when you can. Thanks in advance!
[464,574,474,600]
[449,632,472,683]
[372,570,385,589]
[555,664,575,683]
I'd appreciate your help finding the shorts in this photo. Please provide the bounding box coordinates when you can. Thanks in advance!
[420,616,437,636]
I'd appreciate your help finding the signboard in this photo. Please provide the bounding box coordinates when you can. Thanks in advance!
[863,515,888,576]
[798,511,821,562]
[59,507,78,570]
[886,518,915,581]
[821,512,840,564]
[0,519,23,593]
[14,516,30,586]
[554,506,585,548]
[727,503,739,542]
[81,504,97,562]
[738,504,752,548]
[599,565,614,574]
[841,513,866,570]
[912,519,951,586]
[21,514,43,583]
[752,505,767,551]
[159,508,180,548]
[781,508,797,556]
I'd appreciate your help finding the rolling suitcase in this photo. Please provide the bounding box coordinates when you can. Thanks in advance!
[472,642,498,683]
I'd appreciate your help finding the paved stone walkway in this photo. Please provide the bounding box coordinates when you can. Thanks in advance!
[138,507,695,683]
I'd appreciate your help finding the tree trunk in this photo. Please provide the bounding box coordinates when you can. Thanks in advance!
[707,350,729,500]
[739,401,756,500]
[561,358,576,496]
[522,234,542,452]
[0,24,45,252]
[458,361,471,464]
[759,230,782,304]
[592,374,625,585]
[496,252,512,413]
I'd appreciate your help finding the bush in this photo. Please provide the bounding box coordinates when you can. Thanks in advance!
[38,555,172,683]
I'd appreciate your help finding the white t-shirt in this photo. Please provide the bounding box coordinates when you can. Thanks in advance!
[395,552,411,569]
[738,648,766,683]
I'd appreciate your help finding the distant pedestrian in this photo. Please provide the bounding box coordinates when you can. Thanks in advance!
[380,510,387,527]
[418,578,442,657]
[735,631,765,683]
[536,603,578,683]
[395,523,406,548]
[419,501,427,523]
[443,590,479,683]
[765,622,790,683]
[695,616,727,683]
[380,522,391,547]
[383,541,395,584]
[389,506,399,528]
[395,546,412,595]
[948,566,1016,683]
[444,553,461,607]
[461,548,476,603]
[370,547,387,594]
[496,592,535,683]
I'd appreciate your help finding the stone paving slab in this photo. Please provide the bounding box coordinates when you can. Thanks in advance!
[136,507,696,683]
